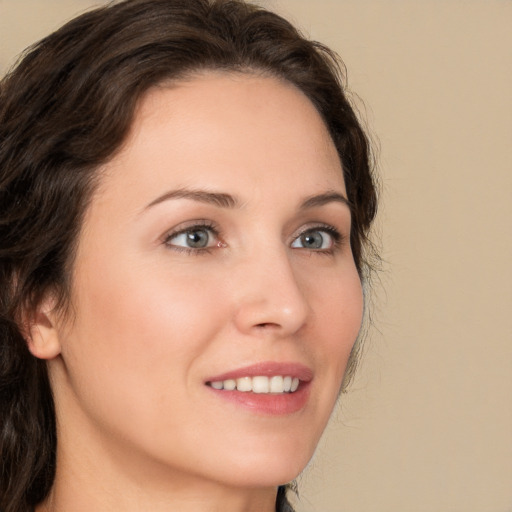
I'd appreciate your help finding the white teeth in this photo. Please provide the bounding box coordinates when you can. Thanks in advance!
[270,376,284,393]
[209,375,301,394]
[223,379,236,391]
[252,376,270,393]
[236,377,252,392]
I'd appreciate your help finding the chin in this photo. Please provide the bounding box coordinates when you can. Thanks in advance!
[207,440,316,489]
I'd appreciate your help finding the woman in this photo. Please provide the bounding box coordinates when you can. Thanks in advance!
[0,0,378,511]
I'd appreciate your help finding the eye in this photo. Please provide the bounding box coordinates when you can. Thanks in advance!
[164,224,219,251]
[291,227,338,251]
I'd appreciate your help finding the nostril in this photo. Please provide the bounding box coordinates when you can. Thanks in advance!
[256,322,278,329]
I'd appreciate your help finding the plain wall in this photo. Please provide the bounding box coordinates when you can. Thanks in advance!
[1,1,511,511]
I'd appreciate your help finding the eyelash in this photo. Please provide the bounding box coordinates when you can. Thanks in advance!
[163,221,221,255]
[162,221,346,255]
[293,224,345,255]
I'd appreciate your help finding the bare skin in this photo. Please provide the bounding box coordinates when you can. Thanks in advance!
[31,72,362,512]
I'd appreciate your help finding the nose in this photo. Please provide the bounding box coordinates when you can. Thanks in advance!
[232,245,310,337]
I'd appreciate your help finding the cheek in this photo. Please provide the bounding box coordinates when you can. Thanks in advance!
[59,255,227,427]
[75,249,224,344]
[307,265,364,378]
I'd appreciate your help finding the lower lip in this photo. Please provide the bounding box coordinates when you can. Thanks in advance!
[206,383,311,415]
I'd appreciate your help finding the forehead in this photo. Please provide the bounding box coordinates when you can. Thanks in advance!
[97,72,345,208]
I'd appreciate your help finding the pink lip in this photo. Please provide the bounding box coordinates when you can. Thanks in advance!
[205,362,313,416]
[205,361,313,383]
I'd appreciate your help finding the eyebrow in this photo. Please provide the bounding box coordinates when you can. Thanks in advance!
[299,191,350,210]
[144,188,239,210]
[144,188,350,211]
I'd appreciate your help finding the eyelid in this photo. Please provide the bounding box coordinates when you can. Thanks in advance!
[162,220,222,252]
[293,222,343,239]
[291,223,345,250]
[160,220,346,254]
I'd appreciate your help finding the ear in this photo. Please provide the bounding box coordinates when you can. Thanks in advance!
[25,296,62,360]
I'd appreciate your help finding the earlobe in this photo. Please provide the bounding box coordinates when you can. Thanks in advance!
[25,299,62,360]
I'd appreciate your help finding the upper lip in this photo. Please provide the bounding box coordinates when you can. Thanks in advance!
[205,362,313,383]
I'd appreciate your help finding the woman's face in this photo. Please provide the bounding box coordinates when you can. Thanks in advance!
[48,73,363,491]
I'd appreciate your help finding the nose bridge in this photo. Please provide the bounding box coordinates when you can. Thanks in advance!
[232,238,310,336]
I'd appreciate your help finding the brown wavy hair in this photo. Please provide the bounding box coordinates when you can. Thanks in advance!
[0,1,378,510]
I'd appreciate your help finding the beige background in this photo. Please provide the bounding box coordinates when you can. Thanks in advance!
[1,1,511,511]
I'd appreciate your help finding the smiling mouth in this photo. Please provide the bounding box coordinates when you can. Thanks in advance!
[207,375,300,394]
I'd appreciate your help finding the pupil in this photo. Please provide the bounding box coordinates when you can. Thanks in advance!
[302,231,323,249]
[187,229,209,248]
